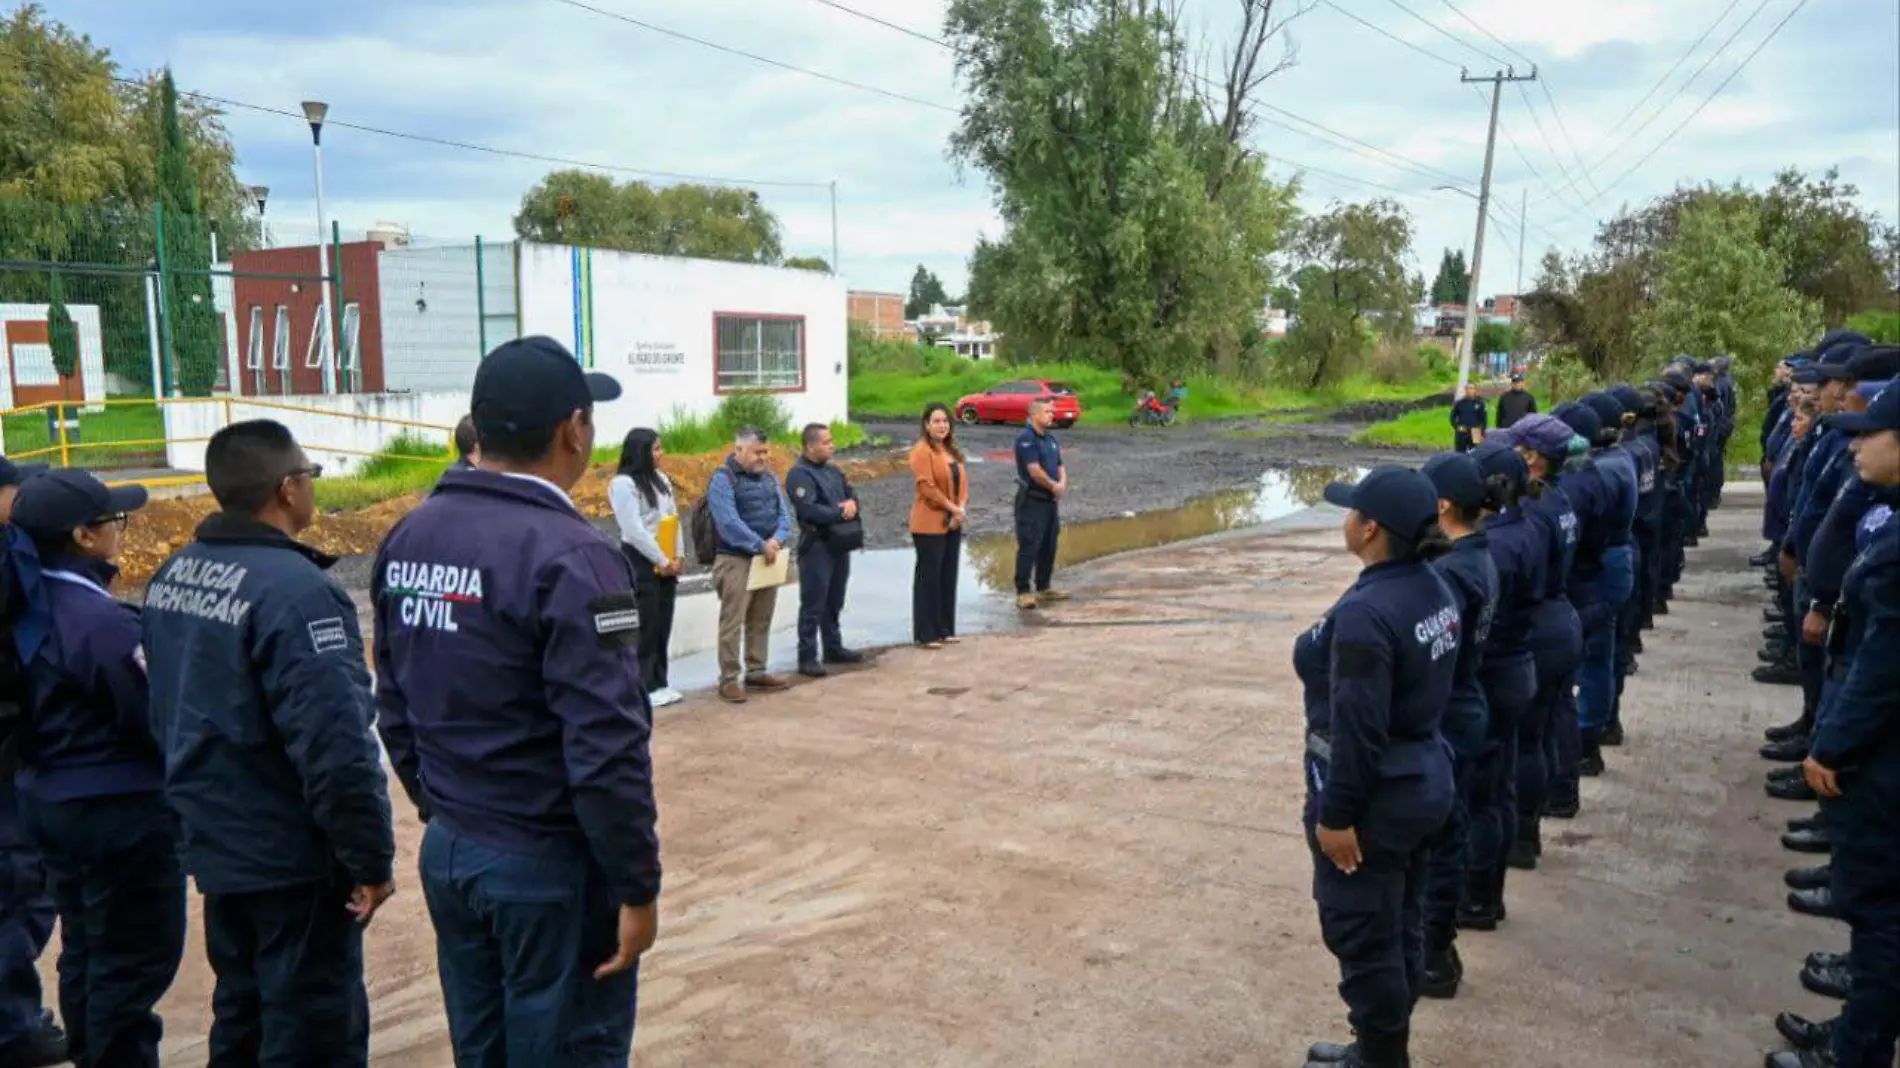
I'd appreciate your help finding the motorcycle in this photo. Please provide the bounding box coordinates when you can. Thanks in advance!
[1129,392,1178,427]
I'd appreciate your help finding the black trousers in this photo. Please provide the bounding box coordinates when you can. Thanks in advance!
[912,532,962,644]
[1013,493,1060,595]
[20,791,185,1068]
[629,560,678,693]
[203,877,368,1068]
[797,543,852,664]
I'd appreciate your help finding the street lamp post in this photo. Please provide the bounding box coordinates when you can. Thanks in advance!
[249,185,270,248]
[302,101,338,394]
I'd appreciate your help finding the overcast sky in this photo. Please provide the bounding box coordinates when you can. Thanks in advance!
[62,0,1899,301]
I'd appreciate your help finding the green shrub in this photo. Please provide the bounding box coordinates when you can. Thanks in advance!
[1847,310,1900,343]
[714,392,793,439]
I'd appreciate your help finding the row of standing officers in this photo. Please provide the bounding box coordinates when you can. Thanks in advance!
[0,336,661,1066]
[1294,357,1738,1068]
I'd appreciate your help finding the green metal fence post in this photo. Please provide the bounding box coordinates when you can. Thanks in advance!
[475,235,488,358]
[152,203,177,397]
[331,221,348,392]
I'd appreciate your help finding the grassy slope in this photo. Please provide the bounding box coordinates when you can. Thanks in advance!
[850,361,1455,427]
[1352,391,1550,451]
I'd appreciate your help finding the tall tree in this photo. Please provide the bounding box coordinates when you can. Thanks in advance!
[46,270,77,380]
[1429,248,1470,305]
[905,265,950,319]
[1283,198,1414,389]
[783,255,831,272]
[514,170,785,264]
[156,69,221,395]
[1636,199,1817,395]
[948,0,1301,381]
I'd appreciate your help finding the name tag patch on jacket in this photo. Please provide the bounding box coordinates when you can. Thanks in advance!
[589,592,642,648]
[308,617,349,655]
[384,561,485,633]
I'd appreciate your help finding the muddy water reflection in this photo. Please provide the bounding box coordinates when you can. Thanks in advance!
[965,464,1361,592]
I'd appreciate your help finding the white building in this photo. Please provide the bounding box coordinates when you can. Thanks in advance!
[0,303,108,412]
[163,241,849,473]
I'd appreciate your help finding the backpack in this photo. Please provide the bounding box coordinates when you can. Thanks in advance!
[689,469,724,567]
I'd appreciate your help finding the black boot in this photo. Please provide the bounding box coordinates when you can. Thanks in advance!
[1767,775,1819,802]
[1545,793,1579,819]
[1754,659,1802,686]
[1764,718,1809,743]
[1781,827,1832,854]
[1420,942,1461,999]
[1788,887,1839,918]
[1761,735,1811,762]
[1600,723,1624,747]
[1764,1049,1836,1068]
[1787,811,1825,833]
[1800,958,1850,999]
[1784,864,1831,890]
[1456,870,1498,932]
[1506,837,1538,871]
[1773,1012,1836,1053]
[1579,732,1606,778]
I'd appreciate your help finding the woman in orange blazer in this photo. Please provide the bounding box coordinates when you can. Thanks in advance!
[909,402,970,648]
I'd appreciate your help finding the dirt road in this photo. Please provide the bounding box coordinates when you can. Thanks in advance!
[120,481,1820,1068]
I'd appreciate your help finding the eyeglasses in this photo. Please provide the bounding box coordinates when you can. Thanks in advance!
[284,464,325,482]
[86,513,130,529]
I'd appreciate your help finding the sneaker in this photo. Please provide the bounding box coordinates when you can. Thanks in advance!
[650,687,683,708]
[1016,593,1038,610]
[718,682,748,705]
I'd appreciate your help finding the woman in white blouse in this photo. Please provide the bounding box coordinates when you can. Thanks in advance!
[608,428,684,708]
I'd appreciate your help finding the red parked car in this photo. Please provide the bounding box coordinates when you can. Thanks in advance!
[954,379,1082,428]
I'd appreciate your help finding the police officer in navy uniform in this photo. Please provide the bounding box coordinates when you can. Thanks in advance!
[373,336,661,1065]
[786,422,866,678]
[0,456,68,1068]
[11,470,184,1068]
[1449,384,1488,453]
[1413,453,1495,998]
[1013,399,1068,610]
[1768,381,1900,1068]
[1297,465,1457,1068]
[142,420,395,1067]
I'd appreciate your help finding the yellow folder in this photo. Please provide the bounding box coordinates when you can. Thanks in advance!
[656,514,679,571]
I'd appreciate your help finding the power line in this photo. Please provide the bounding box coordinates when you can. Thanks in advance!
[1536,80,1601,199]
[1513,81,1592,211]
[1590,0,1745,172]
[1436,0,1535,68]
[1315,0,1463,70]
[1378,0,1509,68]
[547,0,958,113]
[799,0,1478,193]
[0,48,834,190]
[1564,0,1814,219]
[1551,0,1778,208]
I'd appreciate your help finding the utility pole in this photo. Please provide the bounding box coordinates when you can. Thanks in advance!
[1455,67,1537,396]
[1516,187,1527,296]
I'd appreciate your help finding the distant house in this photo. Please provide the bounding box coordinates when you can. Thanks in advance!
[1482,294,1520,323]
[847,290,908,339]
[910,303,999,360]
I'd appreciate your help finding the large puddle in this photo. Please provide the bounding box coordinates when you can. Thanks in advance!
[657,465,1361,690]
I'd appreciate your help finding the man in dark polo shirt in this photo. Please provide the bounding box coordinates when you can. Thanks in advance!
[1496,374,1537,430]
[1014,399,1068,610]
[1450,383,1489,453]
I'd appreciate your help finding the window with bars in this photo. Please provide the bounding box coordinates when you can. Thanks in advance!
[305,310,329,369]
[271,307,290,370]
[714,314,804,392]
[340,303,361,370]
[245,307,264,370]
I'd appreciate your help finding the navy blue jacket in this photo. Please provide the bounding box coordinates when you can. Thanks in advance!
[1526,482,1580,600]
[1807,473,1878,611]
[143,515,394,894]
[1590,446,1639,548]
[1767,429,1815,544]
[707,457,791,558]
[18,553,161,801]
[1450,398,1488,433]
[1293,560,1459,830]
[1788,430,1851,565]
[373,471,661,908]
[1481,507,1546,664]
[1557,460,1616,596]
[1429,535,1497,753]
[1811,501,1899,769]
[1014,427,1063,498]
[1625,434,1661,535]
[785,456,857,551]
[1762,387,1788,456]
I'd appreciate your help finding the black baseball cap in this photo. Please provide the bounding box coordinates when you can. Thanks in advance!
[10,469,147,537]
[1584,391,1627,428]
[1471,441,1528,496]
[1554,401,1604,443]
[1845,344,1900,384]
[0,456,48,488]
[1323,465,1440,543]
[1831,382,1900,435]
[470,336,622,436]
[1509,372,1524,383]
[1421,453,1488,510]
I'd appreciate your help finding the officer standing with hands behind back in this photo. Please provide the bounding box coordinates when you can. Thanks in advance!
[373,336,661,1065]
[1014,399,1068,611]
[142,420,395,1068]
[1297,466,1458,1068]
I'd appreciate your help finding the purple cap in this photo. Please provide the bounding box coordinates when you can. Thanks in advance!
[1492,413,1575,459]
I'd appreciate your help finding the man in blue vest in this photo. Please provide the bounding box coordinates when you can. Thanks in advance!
[707,426,794,703]
[143,421,395,1067]
[375,336,660,1065]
